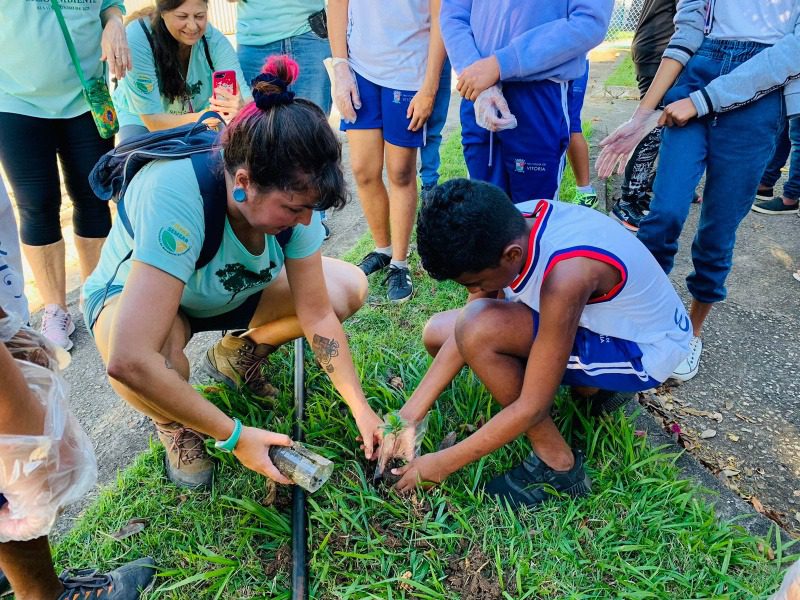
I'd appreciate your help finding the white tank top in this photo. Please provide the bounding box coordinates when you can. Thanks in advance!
[503,200,692,382]
[347,0,431,90]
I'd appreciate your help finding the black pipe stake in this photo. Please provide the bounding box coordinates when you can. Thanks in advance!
[291,338,309,600]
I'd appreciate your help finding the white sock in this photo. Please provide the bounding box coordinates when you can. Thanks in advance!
[390,259,408,269]
[375,246,392,256]
[577,185,595,194]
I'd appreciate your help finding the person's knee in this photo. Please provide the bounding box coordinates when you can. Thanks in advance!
[17,204,63,246]
[333,262,368,321]
[422,313,449,356]
[454,299,498,361]
[386,160,416,188]
[351,156,383,189]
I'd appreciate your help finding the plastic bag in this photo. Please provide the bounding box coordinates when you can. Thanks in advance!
[4,323,70,371]
[473,85,518,132]
[771,560,800,600]
[595,108,662,178]
[0,359,97,542]
[375,411,429,482]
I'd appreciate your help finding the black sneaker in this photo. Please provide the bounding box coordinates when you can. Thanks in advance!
[357,251,392,276]
[58,557,155,600]
[756,185,774,200]
[579,389,635,417]
[484,449,591,509]
[751,196,799,215]
[383,265,413,303]
[611,198,646,232]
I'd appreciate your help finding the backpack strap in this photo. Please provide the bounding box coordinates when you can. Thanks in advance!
[201,36,215,72]
[190,152,227,270]
[139,18,154,53]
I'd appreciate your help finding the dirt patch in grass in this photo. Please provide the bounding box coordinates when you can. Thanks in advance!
[262,544,291,579]
[445,544,515,599]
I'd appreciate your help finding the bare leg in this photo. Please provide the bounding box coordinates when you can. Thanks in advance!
[348,130,391,248]
[74,235,106,283]
[456,299,574,470]
[22,240,66,308]
[689,299,713,337]
[567,132,591,188]
[0,537,63,600]
[384,143,419,262]
[93,298,191,424]
[246,258,367,346]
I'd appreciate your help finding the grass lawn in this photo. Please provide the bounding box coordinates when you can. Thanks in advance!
[605,53,637,89]
[51,132,796,599]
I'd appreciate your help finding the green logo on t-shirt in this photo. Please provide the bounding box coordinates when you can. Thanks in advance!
[135,75,155,94]
[159,224,191,256]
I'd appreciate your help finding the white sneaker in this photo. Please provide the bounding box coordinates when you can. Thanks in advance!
[671,336,702,383]
[41,304,75,351]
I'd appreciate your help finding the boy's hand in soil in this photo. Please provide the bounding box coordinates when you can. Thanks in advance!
[394,452,451,492]
[233,427,293,485]
[355,407,383,460]
[376,420,420,478]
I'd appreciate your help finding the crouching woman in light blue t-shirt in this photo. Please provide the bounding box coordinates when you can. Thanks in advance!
[83,56,383,489]
[114,0,250,141]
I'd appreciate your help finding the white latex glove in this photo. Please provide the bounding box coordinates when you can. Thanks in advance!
[595,107,662,178]
[473,85,518,132]
[333,61,361,124]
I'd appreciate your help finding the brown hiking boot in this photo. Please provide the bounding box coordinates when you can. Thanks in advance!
[155,422,214,489]
[203,330,279,397]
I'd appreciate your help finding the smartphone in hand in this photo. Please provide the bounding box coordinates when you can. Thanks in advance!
[212,70,237,99]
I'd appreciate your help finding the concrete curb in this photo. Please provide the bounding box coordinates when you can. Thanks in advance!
[622,397,793,544]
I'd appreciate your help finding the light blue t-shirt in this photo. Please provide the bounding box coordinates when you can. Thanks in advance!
[236,0,324,47]
[113,20,250,129]
[83,158,325,318]
[0,0,124,118]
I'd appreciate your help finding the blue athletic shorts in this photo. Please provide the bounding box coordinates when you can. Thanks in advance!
[460,79,570,204]
[339,72,425,148]
[530,309,662,392]
[568,61,589,134]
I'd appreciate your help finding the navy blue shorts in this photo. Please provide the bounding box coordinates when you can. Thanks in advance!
[530,310,661,392]
[568,61,589,134]
[460,79,570,204]
[340,72,425,148]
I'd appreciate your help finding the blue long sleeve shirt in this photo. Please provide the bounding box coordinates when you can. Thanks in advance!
[440,0,613,83]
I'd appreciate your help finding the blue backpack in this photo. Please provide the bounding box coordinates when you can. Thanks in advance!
[89,114,292,270]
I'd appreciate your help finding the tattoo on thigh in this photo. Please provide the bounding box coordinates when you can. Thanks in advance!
[312,334,339,373]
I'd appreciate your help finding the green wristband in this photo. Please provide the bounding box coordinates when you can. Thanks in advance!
[215,418,242,453]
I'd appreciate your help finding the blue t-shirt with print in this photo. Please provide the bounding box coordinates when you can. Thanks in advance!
[82,158,324,318]
[113,21,250,128]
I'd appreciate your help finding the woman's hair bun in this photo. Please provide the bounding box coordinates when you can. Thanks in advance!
[251,54,299,110]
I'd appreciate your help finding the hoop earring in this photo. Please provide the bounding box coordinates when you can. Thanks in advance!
[232,187,246,203]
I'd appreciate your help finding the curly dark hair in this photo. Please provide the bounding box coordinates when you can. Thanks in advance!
[221,56,346,212]
[127,1,208,104]
[416,179,526,281]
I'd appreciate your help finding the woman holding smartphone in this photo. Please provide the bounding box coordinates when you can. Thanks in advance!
[114,0,250,141]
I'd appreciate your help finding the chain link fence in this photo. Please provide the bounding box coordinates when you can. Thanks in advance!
[606,0,646,41]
